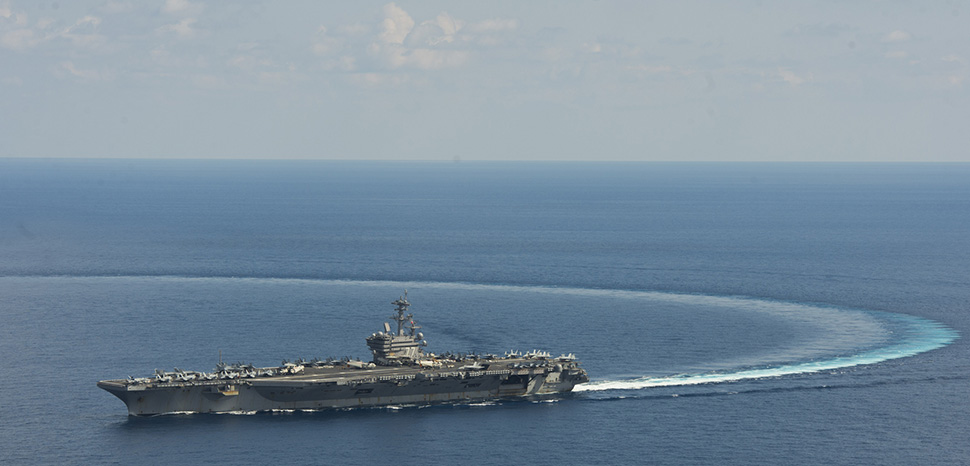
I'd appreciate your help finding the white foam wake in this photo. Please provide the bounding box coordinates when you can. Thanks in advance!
[575,312,957,392]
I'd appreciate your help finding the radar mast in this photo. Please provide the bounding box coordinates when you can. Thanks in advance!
[390,290,412,336]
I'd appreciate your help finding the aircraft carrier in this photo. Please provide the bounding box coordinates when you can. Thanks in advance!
[98,292,590,416]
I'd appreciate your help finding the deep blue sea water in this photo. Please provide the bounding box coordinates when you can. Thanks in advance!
[1,160,969,465]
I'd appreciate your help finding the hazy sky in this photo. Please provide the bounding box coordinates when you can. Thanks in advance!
[1,1,967,161]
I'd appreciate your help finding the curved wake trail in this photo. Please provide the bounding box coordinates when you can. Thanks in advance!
[575,312,957,392]
[5,274,958,393]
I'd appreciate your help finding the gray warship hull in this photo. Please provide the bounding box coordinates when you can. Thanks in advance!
[98,356,588,416]
[99,292,589,416]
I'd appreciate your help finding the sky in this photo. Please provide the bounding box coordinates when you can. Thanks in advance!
[1,1,967,161]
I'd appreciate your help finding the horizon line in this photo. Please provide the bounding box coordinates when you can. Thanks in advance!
[2,156,969,164]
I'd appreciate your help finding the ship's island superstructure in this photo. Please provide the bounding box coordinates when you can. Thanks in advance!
[98,292,589,416]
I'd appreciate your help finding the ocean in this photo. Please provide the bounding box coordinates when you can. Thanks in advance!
[1,159,968,465]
